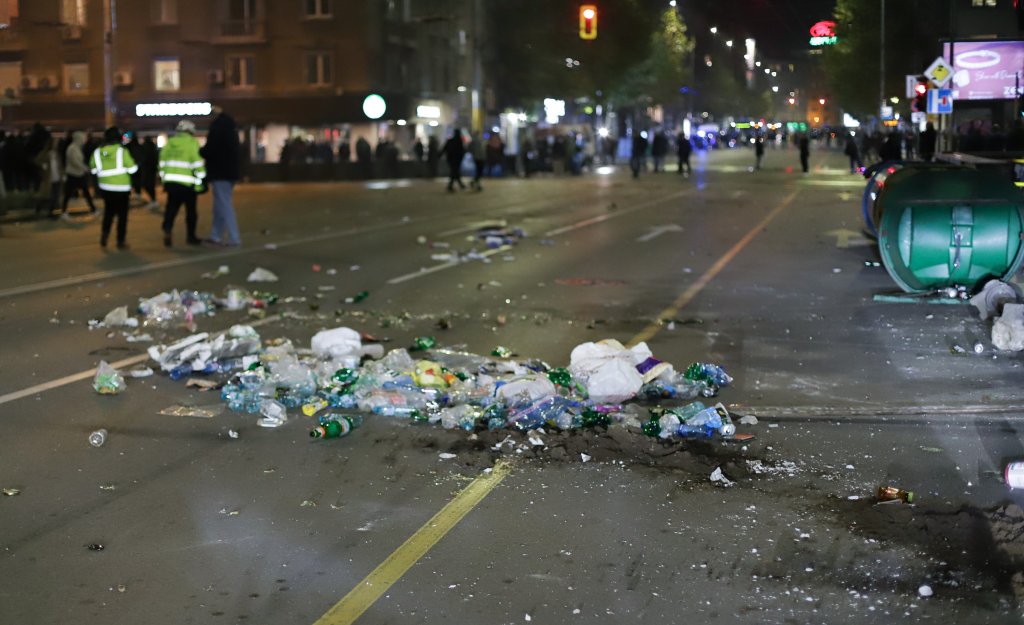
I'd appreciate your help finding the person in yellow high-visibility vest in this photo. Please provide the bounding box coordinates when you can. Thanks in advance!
[91,126,138,249]
[159,119,206,247]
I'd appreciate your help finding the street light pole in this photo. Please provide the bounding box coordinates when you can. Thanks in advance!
[102,0,116,128]
[879,0,885,120]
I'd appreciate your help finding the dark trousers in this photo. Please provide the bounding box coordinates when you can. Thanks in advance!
[162,183,198,240]
[100,190,129,246]
[472,159,484,188]
[800,153,809,173]
[447,162,465,190]
[63,174,97,213]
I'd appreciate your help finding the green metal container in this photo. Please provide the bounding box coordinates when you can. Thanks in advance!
[876,166,1024,293]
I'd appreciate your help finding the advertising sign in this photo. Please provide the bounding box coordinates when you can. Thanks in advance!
[943,41,1024,100]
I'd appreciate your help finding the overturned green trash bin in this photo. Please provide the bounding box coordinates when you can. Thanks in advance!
[876,166,1024,293]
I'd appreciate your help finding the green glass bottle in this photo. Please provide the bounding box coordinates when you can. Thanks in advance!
[310,414,363,439]
[411,336,436,351]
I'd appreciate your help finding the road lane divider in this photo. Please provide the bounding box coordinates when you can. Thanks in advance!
[627,189,799,347]
[387,189,696,285]
[0,220,414,300]
[312,459,513,625]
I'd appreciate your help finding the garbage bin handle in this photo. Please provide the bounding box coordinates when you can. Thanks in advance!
[952,228,963,270]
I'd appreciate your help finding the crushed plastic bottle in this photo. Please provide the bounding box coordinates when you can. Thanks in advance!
[257,398,288,428]
[88,429,108,447]
[93,361,126,394]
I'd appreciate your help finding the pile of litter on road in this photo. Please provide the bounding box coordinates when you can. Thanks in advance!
[89,286,278,337]
[96,319,744,443]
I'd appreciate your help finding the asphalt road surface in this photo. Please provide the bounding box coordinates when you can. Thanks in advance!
[2,144,1023,625]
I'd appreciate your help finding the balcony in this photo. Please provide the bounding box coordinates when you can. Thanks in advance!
[213,20,266,44]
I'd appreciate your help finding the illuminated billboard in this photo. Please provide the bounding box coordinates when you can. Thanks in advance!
[943,40,1024,100]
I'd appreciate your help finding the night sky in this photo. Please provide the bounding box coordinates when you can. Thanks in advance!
[692,0,838,58]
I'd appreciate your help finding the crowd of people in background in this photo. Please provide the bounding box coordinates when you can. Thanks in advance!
[8,113,1024,246]
[2,107,241,251]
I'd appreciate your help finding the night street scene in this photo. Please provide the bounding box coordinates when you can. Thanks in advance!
[5,0,1024,623]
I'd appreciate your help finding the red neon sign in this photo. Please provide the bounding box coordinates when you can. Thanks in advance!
[809,21,836,38]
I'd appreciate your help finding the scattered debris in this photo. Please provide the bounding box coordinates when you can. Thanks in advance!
[93,361,126,394]
[2,488,20,496]
[247,267,279,282]
[88,429,108,447]
[992,303,1024,352]
[709,466,734,487]
[158,405,221,418]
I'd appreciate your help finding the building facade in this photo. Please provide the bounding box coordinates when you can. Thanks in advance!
[0,0,486,163]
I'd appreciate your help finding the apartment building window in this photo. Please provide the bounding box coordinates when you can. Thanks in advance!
[304,0,332,18]
[154,59,180,91]
[64,63,89,92]
[151,0,178,24]
[60,0,87,26]
[971,0,998,6]
[0,0,18,27]
[305,52,331,86]
[227,55,254,89]
[229,0,257,21]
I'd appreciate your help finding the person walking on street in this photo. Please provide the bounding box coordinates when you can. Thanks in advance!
[201,107,242,247]
[140,136,160,210]
[427,136,440,178]
[754,135,765,170]
[798,134,810,174]
[468,132,485,191]
[440,128,466,192]
[651,130,668,172]
[919,122,937,162]
[676,132,692,176]
[91,126,137,250]
[630,131,648,179]
[60,130,97,219]
[843,133,863,173]
[159,119,206,247]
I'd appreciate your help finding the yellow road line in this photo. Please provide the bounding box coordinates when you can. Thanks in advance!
[313,459,513,625]
[627,189,799,347]
[313,187,797,624]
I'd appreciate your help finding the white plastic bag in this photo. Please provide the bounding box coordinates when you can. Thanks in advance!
[311,327,362,358]
[568,339,650,403]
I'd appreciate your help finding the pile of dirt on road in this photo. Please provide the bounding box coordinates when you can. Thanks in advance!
[369,421,761,480]
[822,497,1024,606]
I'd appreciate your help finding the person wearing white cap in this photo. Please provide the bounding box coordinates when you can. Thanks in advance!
[158,119,206,246]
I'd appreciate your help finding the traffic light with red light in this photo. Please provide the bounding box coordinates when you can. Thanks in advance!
[912,77,929,113]
[579,5,597,40]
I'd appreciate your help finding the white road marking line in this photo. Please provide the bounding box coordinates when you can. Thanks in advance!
[0,315,282,407]
[0,220,415,300]
[543,190,692,237]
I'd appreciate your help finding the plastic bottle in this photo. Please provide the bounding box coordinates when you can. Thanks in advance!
[302,396,329,417]
[168,363,193,381]
[508,396,571,431]
[88,429,108,447]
